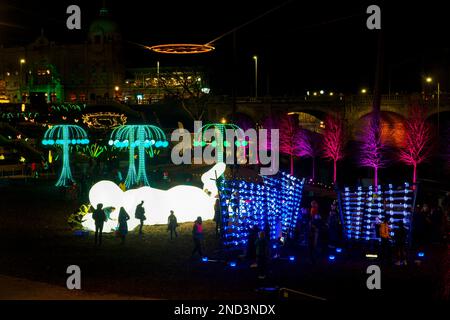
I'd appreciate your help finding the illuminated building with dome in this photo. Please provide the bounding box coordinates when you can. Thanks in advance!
[0,6,124,105]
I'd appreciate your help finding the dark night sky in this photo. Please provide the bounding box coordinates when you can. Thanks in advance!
[1,0,449,96]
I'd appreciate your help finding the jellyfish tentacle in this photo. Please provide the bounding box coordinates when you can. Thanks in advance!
[136,126,150,186]
[55,128,73,187]
[125,130,137,188]
[197,123,241,165]
[111,125,166,188]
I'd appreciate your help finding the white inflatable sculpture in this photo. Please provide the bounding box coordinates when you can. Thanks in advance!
[82,163,226,232]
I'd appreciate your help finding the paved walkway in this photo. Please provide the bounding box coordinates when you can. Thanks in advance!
[0,275,150,300]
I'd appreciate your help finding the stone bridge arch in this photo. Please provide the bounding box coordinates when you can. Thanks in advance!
[425,104,450,119]
[207,94,450,131]
[283,107,332,121]
[353,111,407,148]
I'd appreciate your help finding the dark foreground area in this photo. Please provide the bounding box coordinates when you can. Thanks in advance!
[0,180,448,301]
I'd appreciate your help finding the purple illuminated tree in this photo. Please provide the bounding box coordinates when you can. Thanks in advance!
[322,115,346,183]
[298,129,323,181]
[358,115,387,188]
[398,105,433,184]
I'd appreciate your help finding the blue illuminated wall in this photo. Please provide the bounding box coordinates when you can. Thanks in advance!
[219,172,305,248]
[339,183,415,242]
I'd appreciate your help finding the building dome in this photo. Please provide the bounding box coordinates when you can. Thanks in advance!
[30,29,50,48]
[88,7,120,42]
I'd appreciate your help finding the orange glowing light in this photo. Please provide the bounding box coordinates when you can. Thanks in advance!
[146,43,215,55]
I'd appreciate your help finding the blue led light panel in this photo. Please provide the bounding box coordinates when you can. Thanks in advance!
[219,172,305,248]
[340,183,414,242]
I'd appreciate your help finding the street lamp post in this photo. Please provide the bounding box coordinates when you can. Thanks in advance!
[437,81,440,134]
[426,77,440,134]
[253,55,258,99]
[157,61,160,99]
[19,59,26,102]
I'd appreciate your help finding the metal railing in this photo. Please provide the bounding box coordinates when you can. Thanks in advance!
[35,93,450,110]
[0,165,26,178]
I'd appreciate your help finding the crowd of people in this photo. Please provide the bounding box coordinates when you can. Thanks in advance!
[298,200,343,264]
[413,201,448,247]
[90,200,209,260]
[82,172,448,278]
[242,195,448,274]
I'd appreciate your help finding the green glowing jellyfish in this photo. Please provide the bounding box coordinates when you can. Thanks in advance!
[42,125,89,187]
[194,123,244,163]
[109,125,168,188]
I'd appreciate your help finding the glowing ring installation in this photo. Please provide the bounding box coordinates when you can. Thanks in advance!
[146,43,215,54]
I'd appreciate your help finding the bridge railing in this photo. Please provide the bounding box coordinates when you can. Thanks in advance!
[0,164,26,178]
[209,93,449,108]
[69,93,449,110]
[209,95,407,105]
[422,93,450,108]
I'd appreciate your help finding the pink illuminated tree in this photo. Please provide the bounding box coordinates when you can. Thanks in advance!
[263,114,302,175]
[358,114,387,188]
[298,129,323,180]
[279,114,304,175]
[322,115,346,183]
[398,106,433,184]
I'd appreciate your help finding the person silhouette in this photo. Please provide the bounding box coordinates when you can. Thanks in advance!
[92,203,107,246]
[192,217,204,257]
[118,207,130,244]
[167,210,178,240]
[214,198,221,237]
[135,201,146,235]
[255,231,268,279]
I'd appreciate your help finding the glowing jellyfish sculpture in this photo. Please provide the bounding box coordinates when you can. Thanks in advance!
[194,123,245,163]
[42,125,89,187]
[109,125,168,188]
